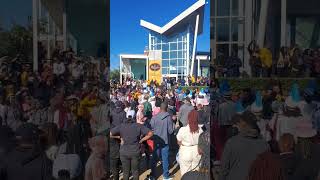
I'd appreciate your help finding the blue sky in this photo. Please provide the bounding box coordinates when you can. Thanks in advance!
[0,0,31,29]
[110,0,210,70]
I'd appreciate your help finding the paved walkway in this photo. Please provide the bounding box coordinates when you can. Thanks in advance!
[118,151,181,180]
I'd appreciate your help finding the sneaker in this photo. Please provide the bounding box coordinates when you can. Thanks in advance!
[145,175,156,180]
[163,175,174,180]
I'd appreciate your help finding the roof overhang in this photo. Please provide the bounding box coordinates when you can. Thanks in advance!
[120,54,148,60]
[140,0,205,36]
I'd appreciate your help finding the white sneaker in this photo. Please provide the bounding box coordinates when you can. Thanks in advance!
[163,175,174,180]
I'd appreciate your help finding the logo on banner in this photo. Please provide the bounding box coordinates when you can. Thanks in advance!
[149,63,161,71]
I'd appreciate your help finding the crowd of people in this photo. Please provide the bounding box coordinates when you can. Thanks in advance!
[214,41,320,78]
[211,79,320,180]
[110,79,211,180]
[0,47,110,180]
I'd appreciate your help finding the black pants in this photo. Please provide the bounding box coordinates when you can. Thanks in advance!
[110,158,120,180]
[120,153,140,180]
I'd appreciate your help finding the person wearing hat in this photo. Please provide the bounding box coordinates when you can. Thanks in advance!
[250,91,271,142]
[90,91,109,136]
[293,119,320,180]
[3,123,52,180]
[196,97,210,127]
[178,96,194,127]
[110,112,153,180]
[110,101,126,127]
[274,84,304,140]
[213,86,236,162]
[219,111,269,180]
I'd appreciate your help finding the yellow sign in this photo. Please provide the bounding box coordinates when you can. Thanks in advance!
[148,60,162,84]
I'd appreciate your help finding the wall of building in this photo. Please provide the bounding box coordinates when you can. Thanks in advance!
[131,60,146,80]
[66,0,107,57]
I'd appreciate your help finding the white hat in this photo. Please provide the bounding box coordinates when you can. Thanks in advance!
[285,96,302,110]
[126,110,135,118]
[250,103,263,115]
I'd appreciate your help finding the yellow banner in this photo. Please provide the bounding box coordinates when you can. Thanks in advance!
[148,60,162,84]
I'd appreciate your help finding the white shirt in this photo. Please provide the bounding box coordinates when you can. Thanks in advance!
[53,62,65,75]
[177,125,203,146]
[70,63,83,79]
[52,154,82,179]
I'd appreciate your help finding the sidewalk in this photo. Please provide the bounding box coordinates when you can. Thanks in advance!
[118,151,181,180]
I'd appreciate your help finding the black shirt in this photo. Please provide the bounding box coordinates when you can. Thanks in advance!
[111,122,150,155]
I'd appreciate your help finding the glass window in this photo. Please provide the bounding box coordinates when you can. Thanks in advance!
[178,42,183,50]
[178,51,182,58]
[170,43,177,50]
[217,18,230,41]
[162,60,169,67]
[232,43,244,66]
[162,44,169,51]
[216,44,230,60]
[170,51,177,59]
[217,0,230,16]
[156,44,161,50]
[170,69,177,74]
[170,59,177,66]
[177,58,184,66]
[232,0,238,16]
[211,18,215,40]
[162,68,168,74]
[231,18,244,42]
[163,51,169,59]
[178,67,186,75]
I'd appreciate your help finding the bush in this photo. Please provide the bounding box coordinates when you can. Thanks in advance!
[217,78,320,93]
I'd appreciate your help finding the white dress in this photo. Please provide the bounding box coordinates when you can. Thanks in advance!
[176,125,203,177]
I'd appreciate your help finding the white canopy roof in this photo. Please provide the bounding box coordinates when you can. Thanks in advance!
[140,0,205,35]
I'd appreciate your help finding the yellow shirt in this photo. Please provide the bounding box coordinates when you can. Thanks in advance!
[21,71,28,87]
[191,76,195,83]
[259,48,273,68]
[77,96,97,117]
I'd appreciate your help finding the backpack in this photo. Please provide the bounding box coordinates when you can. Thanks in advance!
[143,101,152,119]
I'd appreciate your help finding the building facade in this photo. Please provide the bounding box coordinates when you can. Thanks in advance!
[119,0,210,83]
[211,0,320,74]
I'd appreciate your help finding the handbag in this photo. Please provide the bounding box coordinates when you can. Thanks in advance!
[146,139,154,153]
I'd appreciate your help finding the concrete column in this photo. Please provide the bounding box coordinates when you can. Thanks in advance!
[257,0,269,48]
[63,12,67,51]
[32,0,38,72]
[120,56,122,84]
[47,12,50,59]
[198,58,200,76]
[244,0,253,74]
[190,14,200,77]
[281,0,287,47]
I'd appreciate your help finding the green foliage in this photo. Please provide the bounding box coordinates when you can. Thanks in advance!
[110,68,120,82]
[0,24,33,61]
[217,78,320,93]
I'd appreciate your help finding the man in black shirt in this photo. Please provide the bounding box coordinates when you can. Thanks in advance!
[110,116,153,180]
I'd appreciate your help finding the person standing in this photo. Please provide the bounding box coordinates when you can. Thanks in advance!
[176,110,203,176]
[150,102,175,180]
[219,111,269,180]
[178,97,194,127]
[110,115,153,180]
[110,101,126,127]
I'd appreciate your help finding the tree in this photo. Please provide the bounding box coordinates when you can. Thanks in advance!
[0,24,33,62]
[110,68,120,82]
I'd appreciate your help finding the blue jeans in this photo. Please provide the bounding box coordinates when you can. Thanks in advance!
[151,143,170,178]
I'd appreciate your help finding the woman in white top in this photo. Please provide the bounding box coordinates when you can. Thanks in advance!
[176,109,203,177]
